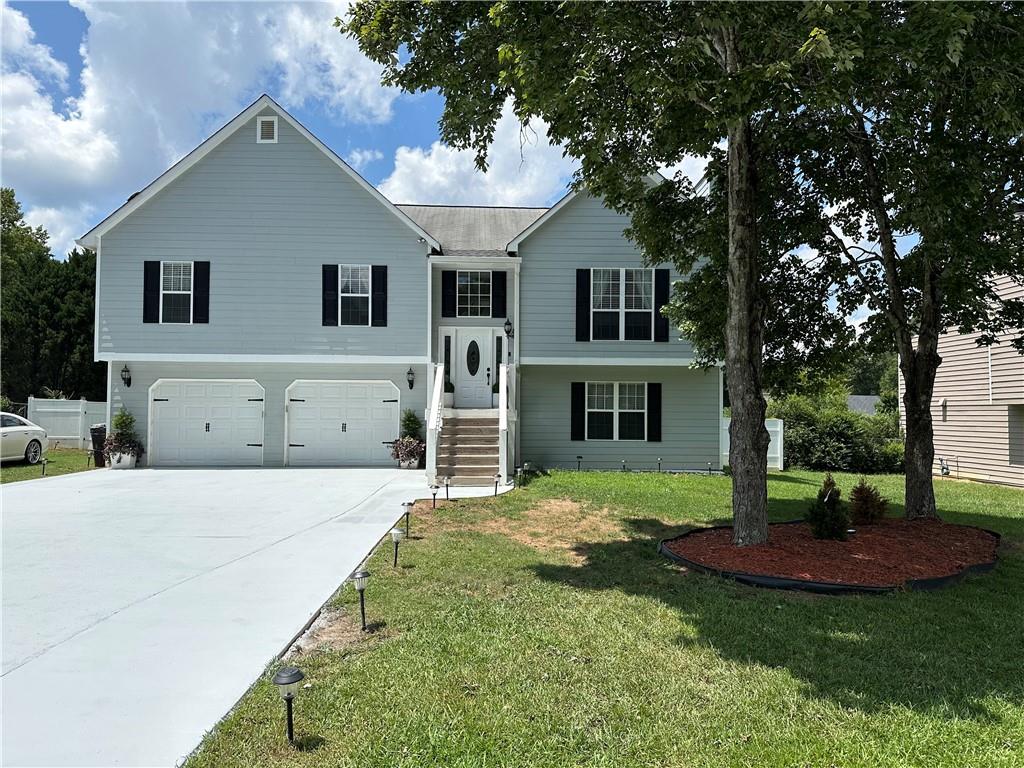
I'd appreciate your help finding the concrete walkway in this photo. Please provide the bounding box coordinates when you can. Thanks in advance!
[1,467,458,767]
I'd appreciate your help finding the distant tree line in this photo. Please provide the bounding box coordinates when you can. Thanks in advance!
[1,188,105,403]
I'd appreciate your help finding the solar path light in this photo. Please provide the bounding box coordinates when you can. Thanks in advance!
[271,666,305,745]
[402,501,413,537]
[391,526,405,567]
[351,570,370,630]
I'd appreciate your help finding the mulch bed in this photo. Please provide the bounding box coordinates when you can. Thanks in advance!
[661,519,1000,591]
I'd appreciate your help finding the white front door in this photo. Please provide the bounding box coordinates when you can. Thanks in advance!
[454,329,493,408]
[149,379,265,466]
[286,380,400,466]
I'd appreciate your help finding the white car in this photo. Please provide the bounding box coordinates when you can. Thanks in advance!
[1,412,48,464]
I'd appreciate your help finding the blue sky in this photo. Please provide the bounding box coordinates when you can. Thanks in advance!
[1,1,582,257]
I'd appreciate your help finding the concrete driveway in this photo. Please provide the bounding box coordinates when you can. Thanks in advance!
[1,467,428,767]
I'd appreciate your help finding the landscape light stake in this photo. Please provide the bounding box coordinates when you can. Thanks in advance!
[391,527,405,567]
[493,473,501,496]
[622,459,627,473]
[430,485,439,509]
[402,501,413,537]
[444,475,450,500]
[707,462,712,476]
[577,455,582,471]
[271,666,305,745]
[352,570,370,630]
[514,465,523,487]
[658,457,662,473]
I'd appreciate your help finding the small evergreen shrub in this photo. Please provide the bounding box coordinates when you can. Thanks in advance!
[0,393,11,411]
[400,409,423,439]
[103,407,144,458]
[805,473,849,540]
[849,477,888,524]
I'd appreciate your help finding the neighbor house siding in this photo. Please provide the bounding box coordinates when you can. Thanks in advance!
[98,109,427,360]
[517,193,694,361]
[518,365,719,470]
[109,361,427,467]
[900,276,1024,487]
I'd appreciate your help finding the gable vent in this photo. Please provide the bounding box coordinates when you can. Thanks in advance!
[256,116,278,144]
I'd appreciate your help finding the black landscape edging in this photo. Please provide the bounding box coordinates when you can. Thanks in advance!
[658,521,1001,596]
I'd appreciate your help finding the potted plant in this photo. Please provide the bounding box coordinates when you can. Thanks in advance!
[103,408,144,469]
[391,436,425,469]
[491,381,500,408]
[443,378,455,408]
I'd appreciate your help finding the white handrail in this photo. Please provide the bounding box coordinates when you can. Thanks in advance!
[498,364,509,484]
[426,363,446,483]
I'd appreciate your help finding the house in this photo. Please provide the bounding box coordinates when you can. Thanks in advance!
[78,95,720,484]
[899,275,1023,487]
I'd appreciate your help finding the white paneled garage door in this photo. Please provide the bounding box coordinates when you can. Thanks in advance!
[149,379,265,466]
[286,380,399,466]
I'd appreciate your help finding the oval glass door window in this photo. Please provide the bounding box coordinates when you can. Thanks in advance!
[467,341,480,376]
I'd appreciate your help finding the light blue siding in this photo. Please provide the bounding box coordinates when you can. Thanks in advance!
[518,365,720,471]
[110,360,427,466]
[98,109,428,359]
[517,193,694,360]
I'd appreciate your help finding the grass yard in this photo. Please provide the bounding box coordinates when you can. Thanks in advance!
[187,471,1024,768]
[0,447,97,484]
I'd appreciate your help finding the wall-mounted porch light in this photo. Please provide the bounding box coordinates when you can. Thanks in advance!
[120,364,132,388]
[406,367,415,390]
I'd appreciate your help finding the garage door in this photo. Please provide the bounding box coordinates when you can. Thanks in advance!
[286,380,399,466]
[149,379,264,466]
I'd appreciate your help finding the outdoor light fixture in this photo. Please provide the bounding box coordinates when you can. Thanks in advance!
[402,501,413,537]
[576,455,583,471]
[391,527,405,567]
[658,457,662,472]
[503,319,514,362]
[271,666,305,745]
[120,364,132,388]
[351,570,370,630]
[622,459,627,472]
[443,475,450,500]
[430,484,439,509]
[707,461,712,475]
[514,464,523,486]
[406,367,415,390]
[493,472,501,496]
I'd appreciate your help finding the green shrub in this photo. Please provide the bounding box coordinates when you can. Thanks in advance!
[878,440,905,473]
[111,407,136,435]
[104,407,143,458]
[400,409,423,439]
[849,477,888,524]
[805,473,849,540]
[0,393,11,411]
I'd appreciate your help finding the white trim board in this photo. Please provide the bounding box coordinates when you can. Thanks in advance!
[101,353,429,364]
[77,94,441,252]
[519,356,695,367]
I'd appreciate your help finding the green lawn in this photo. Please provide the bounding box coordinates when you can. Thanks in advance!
[187,471,1024,768]
[0,447,97,484]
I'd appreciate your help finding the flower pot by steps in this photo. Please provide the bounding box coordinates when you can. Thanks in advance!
[443,392,455,408]
[109,452,137,469]
[399,459,417,469]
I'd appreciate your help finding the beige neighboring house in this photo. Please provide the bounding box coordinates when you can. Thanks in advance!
[901,276,1024,487]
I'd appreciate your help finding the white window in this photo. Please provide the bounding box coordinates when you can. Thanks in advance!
[457,270,491,317]
[591,268,653,341]
[160,261,193,324]
[256,116,278,144]
[586,381,646,440]
[339,265,371,326]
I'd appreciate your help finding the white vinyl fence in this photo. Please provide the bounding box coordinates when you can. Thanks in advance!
[720,418,785,470]
[26,397,107,449]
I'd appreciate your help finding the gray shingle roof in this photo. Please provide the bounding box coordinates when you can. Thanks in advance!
[396,204,547,254]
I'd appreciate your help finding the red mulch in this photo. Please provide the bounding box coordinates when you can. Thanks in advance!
[665,519,999,588]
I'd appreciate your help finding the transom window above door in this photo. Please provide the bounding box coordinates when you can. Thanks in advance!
[161,261,193,324]
[457,270,491,317]
[339,265,370,326]
[591,268,653,341]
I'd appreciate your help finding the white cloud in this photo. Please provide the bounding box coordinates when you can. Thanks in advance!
[346,148,383,171]
[23,204,95,259]
[378,103,578,206]
[0,0,400,258]
[660,154,712,187]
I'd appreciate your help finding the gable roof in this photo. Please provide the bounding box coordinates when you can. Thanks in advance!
[397,204,546,256]
[76,94,441,251]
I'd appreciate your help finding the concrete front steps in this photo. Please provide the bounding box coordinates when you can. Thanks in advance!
[436,411,499,486]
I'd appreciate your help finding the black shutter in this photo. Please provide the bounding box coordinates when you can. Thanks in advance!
[571,382,586,441]
[654,269,670,342]
[491,271,507,318]
[371,265,387,327]
[495,336,503,370]
[647,383,662,442]
[322,265,338,326]
[441,270,457,317]
[576,269,590,342]
[143,261,160,323]
[193,261,210,324]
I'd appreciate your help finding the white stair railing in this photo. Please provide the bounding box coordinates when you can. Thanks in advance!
[498,363,510,485]
[426,363,446,483]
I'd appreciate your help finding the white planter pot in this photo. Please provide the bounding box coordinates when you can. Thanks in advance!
[399,459,418,470]
[109,452,137,470]
[443,392,454,407]
[491,392,500,408]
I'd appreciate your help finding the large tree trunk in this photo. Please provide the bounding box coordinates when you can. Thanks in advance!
[725,113,770,546]
[899,325,942,520]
